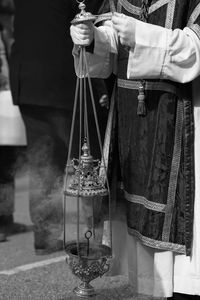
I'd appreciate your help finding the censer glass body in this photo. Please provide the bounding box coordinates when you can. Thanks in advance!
[63,1,113,297]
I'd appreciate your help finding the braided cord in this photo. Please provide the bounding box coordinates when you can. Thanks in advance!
[137,0,152,116]
[139,0,150,22]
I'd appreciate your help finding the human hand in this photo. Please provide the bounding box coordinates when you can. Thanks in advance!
[112,12,136,48]
[70,22,94,46]
[99,94,109,109]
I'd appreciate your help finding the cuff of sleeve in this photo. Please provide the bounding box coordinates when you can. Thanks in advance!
[127,20,170,79]
[93,26,110,57]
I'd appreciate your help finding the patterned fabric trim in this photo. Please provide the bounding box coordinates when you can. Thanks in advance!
[183,99,194,256]
[189,23,200,40]
[187,3,200,27]
[118,78,178,94]
[109,0,116,12]
[149,0,170,14]
[99,0,200,31]
[128,227,186,254]
[162,100,183,242]
[100,83,116,182]
[125,191,166,212]
[117,1,122,13]
[118,0,141,15]
[117,0,174,19]
[165,0,176,29]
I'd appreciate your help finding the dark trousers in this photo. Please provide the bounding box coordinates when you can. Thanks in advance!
[0,146,17,217]
[20,105,71,250]
[20,104,108,250]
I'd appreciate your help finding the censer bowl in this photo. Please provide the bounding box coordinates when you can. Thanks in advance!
[65,241,112,298]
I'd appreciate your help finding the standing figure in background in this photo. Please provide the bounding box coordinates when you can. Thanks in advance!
[10,0,109,254]
[0,0,26,242]
[71,0,200,299]
[0,23,14,242]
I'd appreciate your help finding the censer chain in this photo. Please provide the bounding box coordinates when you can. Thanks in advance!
[83,48,113,251]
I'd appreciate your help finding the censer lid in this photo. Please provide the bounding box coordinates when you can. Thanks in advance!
[71,1,96,25]
[66,140,108,197]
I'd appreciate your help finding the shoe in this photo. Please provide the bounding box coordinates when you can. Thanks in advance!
[0,215,32,236]
[0,215,10,242]
[0,230,7,242]
[35,239,64,255]
[7,223,33,235]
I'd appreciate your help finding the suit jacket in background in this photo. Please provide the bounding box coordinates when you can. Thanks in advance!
[10,0,104,110]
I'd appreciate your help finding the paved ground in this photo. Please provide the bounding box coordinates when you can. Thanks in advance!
[0,171,161,300]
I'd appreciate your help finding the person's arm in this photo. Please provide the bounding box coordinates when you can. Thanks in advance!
[71,20,118,78]
[111,13,200,83]
[127,20,200,83]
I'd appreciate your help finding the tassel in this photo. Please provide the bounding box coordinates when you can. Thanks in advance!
[136,0,151,117]
[137,82,146,116]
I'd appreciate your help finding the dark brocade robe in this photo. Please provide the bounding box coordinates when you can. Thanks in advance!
[99,0,200,256]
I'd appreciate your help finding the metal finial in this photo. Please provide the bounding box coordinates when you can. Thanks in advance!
[82,140,90,157]
[78,1,86,13]
[71,0,96,24]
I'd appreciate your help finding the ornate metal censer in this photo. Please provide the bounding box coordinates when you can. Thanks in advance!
[63,1,113,298]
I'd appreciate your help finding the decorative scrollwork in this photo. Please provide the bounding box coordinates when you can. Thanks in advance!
[68,257,110,283]
[66,141,108,197]
[65,242,112,287]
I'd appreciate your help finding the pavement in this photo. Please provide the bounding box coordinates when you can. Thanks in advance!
[0,171,161,300]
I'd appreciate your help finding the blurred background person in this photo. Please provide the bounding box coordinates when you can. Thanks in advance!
[9,0,110,254]
[0,0,26,242]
